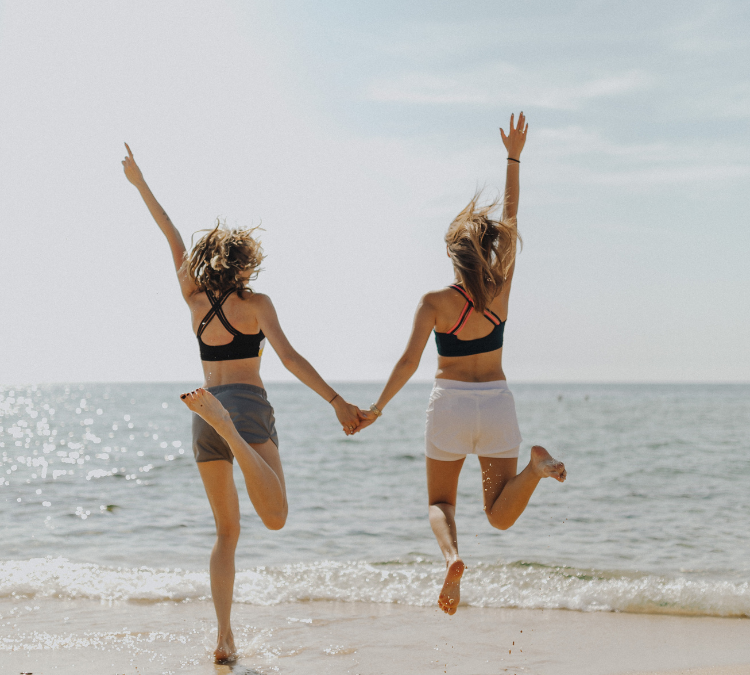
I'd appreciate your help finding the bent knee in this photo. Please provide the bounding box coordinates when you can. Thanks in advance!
[486,514,514,531]
[262,508,288,531]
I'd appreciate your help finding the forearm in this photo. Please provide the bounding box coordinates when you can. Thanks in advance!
[135,182,186,250]
[282,352,337,403]
[502,161,520,222]
[374,356,420,411]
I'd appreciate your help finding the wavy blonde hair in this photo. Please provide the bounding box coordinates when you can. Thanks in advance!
[184,219,265,296]
[445,191,521,313]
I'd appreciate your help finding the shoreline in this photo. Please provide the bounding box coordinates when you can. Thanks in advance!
[2,597,749,675]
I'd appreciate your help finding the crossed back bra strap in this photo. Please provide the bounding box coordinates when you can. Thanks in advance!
[447,284,502,335]
[197,289,242,339]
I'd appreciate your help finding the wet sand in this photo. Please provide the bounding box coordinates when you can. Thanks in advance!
[2,598,749,674]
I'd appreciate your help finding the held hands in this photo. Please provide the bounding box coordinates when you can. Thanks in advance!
[121,143,146,187]
[499,112,528,161]
[351,409,379,434]
[332,396,369,436]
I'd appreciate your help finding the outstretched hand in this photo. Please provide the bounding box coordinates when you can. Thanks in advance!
[122,143,145,187]
[499,112,528,160]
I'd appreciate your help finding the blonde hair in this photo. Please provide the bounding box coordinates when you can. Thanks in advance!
[445,191,521,313]
[184,219,264,296]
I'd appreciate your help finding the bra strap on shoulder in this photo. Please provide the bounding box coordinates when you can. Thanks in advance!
[197,290,218,339]
[483,308,502,326]
[445,286,472,335]
[446,284,503,332]
[449,284,473,304]
[198,289,242,339]
[211,289,242,336]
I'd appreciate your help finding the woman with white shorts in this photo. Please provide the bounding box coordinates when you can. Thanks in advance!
[358,113,567,615]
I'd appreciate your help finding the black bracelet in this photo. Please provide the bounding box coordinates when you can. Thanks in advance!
[328,393,340,404]
[507,157,520,164]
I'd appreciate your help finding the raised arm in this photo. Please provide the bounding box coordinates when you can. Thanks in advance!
[499,112,528,222]
[254,294,364,434]
[356,293,436,431]
[498,112,528,295]
[121,143,196,299]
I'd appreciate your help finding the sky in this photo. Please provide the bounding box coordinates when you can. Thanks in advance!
[0,0,748,384]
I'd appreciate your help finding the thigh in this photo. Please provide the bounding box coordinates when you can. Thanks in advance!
[478,456,518,511]
[426,456,465,506]
[193,413,234,463]
[249,438,287,498]
[197,460,241,536]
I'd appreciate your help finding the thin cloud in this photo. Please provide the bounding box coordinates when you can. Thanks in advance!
[532,126,750,186]
[365,64,653,110]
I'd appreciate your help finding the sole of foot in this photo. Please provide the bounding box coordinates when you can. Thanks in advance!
[438,559,465,616]
[530,445,566,482]
[180,388,234,437]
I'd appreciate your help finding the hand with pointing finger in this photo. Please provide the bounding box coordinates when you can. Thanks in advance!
[122,143,146,188]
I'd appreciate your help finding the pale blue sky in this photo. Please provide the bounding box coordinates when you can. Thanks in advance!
[0,1,748,383]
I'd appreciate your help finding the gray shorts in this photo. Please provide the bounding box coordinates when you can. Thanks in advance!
[192,384,279,463]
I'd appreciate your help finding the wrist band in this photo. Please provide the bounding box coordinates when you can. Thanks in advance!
[507,157,520,164]
[329,393,339,404]
[369,403,383,417]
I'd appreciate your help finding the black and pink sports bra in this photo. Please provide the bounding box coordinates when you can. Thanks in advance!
[434,284,505,357]
[197,289,266,362]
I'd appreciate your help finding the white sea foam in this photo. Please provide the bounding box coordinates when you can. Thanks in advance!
[2,557,748,618]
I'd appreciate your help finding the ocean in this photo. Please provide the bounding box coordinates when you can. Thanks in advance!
[1,381,749,620]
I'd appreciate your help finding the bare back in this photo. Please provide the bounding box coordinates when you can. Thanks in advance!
[432,285,510,383]
[187,291,266,388]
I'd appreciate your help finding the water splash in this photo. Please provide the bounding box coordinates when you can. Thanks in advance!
[2,557,747,618]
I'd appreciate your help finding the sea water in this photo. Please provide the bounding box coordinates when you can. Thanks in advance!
[1,382,748,617]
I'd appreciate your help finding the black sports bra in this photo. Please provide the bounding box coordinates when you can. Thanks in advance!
[197,289,266,362]
[434,285,505,357]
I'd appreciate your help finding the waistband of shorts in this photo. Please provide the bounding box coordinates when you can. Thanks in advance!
[206,383,268,399]
[432,379,509,391]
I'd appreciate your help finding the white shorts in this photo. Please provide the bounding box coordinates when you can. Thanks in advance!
[425,379,522,461]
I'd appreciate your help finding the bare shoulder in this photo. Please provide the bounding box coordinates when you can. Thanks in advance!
[243,291,274,313]
[421,288,451,308]
[423,287,462,310]
[185,288,209,311]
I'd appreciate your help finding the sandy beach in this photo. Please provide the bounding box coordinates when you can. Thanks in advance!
[3,598,749,675]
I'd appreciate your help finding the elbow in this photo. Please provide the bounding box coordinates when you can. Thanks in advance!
[280,352,300,371]
[397,354,420,373]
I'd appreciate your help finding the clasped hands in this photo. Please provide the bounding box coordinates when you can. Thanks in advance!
[332,398,379,436]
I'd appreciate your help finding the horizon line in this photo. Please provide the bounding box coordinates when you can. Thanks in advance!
[2,380,749,387]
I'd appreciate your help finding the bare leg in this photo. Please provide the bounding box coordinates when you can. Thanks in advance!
[426,456,466,616]
[182,388,288,530]
[197,460,240,663]
[479,446,566,531]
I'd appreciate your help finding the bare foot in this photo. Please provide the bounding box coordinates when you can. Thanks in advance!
[214,629,236,664]
[530,445,567,482]
[180,388,234,439]
[438,558,465,616]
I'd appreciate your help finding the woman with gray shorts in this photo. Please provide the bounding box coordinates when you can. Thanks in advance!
[122,144,364,662]
[357,113,567,615]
